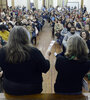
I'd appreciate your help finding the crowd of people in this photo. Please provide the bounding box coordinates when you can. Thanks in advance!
[0,6,46,46]
[47,5,90,54]
[0,4,90,97]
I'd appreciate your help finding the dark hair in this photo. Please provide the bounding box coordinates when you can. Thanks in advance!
[80,30,90,40]
[0,25,7,31]
[15,21,22,26]
[8,23,14,28]
[66,22,74,31]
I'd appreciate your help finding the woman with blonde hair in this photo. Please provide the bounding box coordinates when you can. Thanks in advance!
[0,26,50,95]
[54,36,90,94]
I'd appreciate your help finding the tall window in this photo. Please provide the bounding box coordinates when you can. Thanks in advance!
[7,0,12,7]
[53,0,57,8]
[31,0,34,3]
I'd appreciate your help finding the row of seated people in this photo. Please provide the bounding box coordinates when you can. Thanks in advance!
[0,7,46,46]
[48,5,90,59]
[0,6,89,98]
[49,6,89,44]
[0,26,90,96]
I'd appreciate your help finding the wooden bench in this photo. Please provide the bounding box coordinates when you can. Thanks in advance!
[0,93,90,100]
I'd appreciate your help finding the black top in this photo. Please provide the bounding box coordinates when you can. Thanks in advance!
[86,40,90,52]
[54,55,90,94]
[0,47,50,95]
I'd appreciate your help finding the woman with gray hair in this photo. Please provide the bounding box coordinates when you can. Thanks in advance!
[54,36,90,94]
[0,26,50,95]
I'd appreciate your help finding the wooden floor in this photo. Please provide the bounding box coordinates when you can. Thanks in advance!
[36,21,90,93]
[36,21,61,93]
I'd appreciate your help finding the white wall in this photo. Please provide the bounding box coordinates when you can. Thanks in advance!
[7,0,27,7]
[14,0,27,7]
[68,0,81,9]
[84,0,90,13]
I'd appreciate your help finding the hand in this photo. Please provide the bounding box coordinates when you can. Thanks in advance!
[0,71,3,78]
[47,51,51,56]
[45,50,51,59]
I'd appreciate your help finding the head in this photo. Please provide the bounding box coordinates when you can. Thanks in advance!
[6,26,31,63]
[66,22,73,31]
[65,36,89,61]
[0,25,7,32]
[85,24,90,32]
[80,31,89,40]
[8,23,14,30]
[70,26,76,35]
[7,26,30,45]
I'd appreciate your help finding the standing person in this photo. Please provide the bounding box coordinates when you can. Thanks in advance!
[54,36,90,94]
[0,26,50,96]
[0,25,9,42]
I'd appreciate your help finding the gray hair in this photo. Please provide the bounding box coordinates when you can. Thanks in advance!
[6,26,31,63]
[65,36,89,61]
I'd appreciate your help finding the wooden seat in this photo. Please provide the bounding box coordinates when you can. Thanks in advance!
[0,93,89,100]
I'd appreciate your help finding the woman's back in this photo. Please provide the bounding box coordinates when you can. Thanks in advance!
[0,46,50,95]
[54,55,90,93]
[54,36,90,94]
[0,26,50,95]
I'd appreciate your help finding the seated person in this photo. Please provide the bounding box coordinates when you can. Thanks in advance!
[0,26,50,95]
[80,31,90,58]
[54,36,90,94]
[8,23,14,32]
[84,24,90,33]
[0,25,9,42]
[61,22,73,37]
[62,26,79,48]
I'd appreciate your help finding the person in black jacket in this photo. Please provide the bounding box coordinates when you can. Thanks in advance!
[0,26,50,95]
[54,36,90,94]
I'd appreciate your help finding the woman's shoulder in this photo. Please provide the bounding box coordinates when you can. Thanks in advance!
[56,55,68,62]
[30,47,42,55]
[30,47,40,52]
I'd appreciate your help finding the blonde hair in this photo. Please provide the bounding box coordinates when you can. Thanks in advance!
[6,26,31,63]
[65,36,89,61]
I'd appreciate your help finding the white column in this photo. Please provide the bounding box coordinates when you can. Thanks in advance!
[38,0,42,9]
[27,0,30,10]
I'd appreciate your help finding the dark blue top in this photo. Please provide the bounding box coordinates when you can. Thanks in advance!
[0,47,50,95]
[54,55,90,94]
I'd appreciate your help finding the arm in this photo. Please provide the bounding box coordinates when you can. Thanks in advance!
[62,34,68,48]
[55,56,64,71]
[34,48,50,73]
